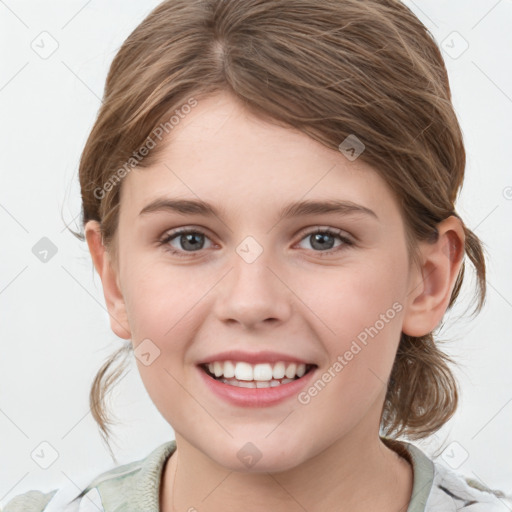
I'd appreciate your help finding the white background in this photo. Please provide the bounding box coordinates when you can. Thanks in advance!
[1,0,511,506]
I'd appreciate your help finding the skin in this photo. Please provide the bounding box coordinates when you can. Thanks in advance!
[86,90,465,512]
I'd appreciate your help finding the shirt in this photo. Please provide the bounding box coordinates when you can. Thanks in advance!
[1,439,505,511]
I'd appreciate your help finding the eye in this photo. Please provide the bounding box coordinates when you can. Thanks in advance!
[158,226,354,258]
[296,227,354,255]
[159,228,214,257]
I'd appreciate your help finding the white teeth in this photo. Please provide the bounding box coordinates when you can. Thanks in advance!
[234,362,253,381]
[220,378,295,387]
[205,360,312,382]
[272,362,286,379]
[253,363,273,381]
[238,380,256,388]
[213,361,224,377]
[223,360,236,378]
[285,363,297,379]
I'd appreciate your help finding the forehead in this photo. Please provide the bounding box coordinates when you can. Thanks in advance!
[120,91,400,223]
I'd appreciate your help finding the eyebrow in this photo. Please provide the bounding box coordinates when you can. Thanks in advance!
[139,197,378,221]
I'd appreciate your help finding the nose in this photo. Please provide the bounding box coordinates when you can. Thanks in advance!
[212,246,293,330]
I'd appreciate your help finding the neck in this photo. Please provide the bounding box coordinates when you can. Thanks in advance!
[160,428,413,512]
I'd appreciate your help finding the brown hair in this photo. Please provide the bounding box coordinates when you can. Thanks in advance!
[71,0,487,453]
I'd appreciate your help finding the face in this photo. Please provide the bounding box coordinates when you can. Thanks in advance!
[109,91,418,472]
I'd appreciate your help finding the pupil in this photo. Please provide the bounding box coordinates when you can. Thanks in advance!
[182,233,203,251]
[311,233,334,250]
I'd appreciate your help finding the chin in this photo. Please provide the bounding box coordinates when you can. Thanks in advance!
[204,437,310,474]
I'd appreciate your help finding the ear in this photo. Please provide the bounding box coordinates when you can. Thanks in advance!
[402,215,465,337]
[85,220,131,340]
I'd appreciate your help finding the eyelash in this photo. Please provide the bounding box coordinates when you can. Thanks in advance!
[158,226,354,258]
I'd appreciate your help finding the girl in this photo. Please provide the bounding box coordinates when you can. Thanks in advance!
[3,0,506,510]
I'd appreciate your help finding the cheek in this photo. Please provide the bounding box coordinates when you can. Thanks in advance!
[295,271,404,435]
[121,257,208,340]
[298,256,404,341]
[294,254,406,397]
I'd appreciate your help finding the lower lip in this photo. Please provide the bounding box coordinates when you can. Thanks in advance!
[197,365,317,407]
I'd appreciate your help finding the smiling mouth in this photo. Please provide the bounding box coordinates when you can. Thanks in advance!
[200,362,317,388]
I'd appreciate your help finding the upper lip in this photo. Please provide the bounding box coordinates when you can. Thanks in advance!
[197,350,316,366]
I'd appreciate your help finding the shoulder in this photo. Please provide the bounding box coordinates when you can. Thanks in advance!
[1,489,58,512]
[427,459,507,511]
[1,441,176,512]
[402,441,507,512]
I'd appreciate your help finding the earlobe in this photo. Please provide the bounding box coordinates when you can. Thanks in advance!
[84,220,131,340]
[402,216,465,337]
